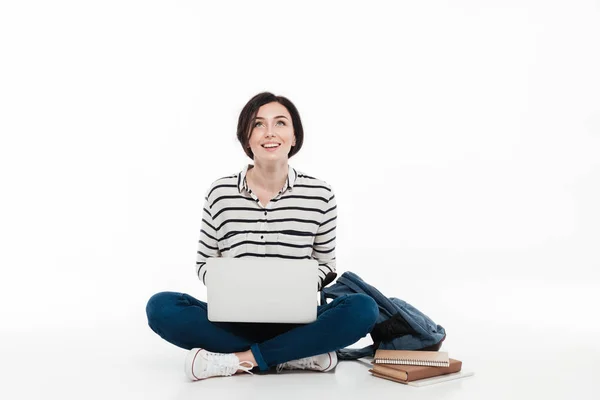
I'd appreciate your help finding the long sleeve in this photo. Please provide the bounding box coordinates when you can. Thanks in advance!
[196,193,221,285]
[312,190,337,291]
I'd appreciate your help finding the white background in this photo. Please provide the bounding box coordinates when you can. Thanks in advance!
[1,1,599,399]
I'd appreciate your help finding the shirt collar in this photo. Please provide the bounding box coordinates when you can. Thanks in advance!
[238,163,296,194]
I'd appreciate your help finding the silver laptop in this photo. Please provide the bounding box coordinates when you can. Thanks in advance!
[205,257,319,324]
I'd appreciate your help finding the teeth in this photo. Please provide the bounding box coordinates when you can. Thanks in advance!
[263,144,280,148]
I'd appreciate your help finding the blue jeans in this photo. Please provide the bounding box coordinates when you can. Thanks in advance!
[145,291,379,372]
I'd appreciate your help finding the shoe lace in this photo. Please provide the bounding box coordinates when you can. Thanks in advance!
[204,351,254,376]
[276,356,317,373]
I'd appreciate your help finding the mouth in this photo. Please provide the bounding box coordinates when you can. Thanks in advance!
[261,144,281,152]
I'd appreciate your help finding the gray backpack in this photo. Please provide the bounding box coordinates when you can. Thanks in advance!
[320,271,446,360]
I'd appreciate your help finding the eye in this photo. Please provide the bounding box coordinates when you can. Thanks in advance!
[253,120,286,127]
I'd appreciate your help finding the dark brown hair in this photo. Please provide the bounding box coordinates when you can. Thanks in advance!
[236,92,304,160]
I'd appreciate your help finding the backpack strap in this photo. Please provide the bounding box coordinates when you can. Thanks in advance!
[338,273,399,312]
[320,273,366,303]
[335,274,364,294]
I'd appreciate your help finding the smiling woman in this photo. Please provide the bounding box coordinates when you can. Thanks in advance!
[145,91,379,383]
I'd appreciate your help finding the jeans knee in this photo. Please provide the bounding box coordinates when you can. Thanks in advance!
[350,293,379,332]
[146,291,180,325]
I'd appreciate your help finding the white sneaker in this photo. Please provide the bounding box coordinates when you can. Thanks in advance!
[184,348,254,381]
[276,351,338,373]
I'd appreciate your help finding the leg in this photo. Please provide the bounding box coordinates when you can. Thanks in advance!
[146,291,303,375]
[146,291,256,354]
[249,293,379,371]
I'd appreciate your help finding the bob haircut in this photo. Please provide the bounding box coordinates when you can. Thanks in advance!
[236,92,304,160]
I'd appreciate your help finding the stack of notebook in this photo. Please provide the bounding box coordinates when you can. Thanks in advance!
[368,349,474,387]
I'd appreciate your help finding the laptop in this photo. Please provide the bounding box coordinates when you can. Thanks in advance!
[205,257,319,324]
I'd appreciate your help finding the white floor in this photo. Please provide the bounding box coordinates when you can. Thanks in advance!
[2,277,599,400]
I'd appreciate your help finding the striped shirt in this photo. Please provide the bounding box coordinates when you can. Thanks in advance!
[196,163,337,291]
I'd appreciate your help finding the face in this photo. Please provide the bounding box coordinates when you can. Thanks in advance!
[248,102,295,163]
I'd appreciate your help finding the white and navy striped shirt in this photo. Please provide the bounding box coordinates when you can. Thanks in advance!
[196,163,337,291]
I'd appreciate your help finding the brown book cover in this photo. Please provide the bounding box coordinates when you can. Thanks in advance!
[370,358,462,382]
[369,370,410,385]
[374,349,450,367]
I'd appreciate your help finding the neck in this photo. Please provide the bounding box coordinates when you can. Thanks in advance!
[248,161,289,193]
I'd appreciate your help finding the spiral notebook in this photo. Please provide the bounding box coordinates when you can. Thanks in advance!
[370,357,461,382]
[373,349,450,368]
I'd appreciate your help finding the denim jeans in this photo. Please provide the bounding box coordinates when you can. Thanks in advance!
[145,291,379,372]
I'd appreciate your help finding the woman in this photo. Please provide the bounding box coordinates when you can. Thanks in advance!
[145,92,379,381]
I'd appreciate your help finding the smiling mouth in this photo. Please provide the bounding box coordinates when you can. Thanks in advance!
[262,144,281,151]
